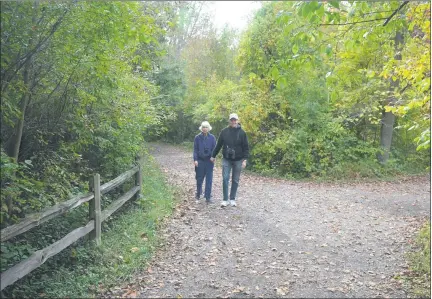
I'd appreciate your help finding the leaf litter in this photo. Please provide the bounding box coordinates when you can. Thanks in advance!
[99,143,430,298]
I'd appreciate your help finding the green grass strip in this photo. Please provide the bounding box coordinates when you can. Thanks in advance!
[406,221,431,298]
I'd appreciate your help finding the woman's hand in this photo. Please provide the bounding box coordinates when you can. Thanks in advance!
[194,161,198,167]
[242,160,247,168]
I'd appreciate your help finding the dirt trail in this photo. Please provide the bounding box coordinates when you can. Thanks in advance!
[106,143,430,298]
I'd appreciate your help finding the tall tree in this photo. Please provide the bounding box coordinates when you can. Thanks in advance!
[378,30,404,163]
[1,1,169,224]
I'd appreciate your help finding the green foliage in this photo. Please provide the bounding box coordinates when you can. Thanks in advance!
[2,1,429,189]
[405,221,431,298]
[149,60,188,143]
[409,222,431,276]
[159,0,429,179]
[232,1,430,178]
[189,77,247,131]
[385,3,431,152]
[0,1,170,226]
[0,148,81,227]
[150,2,243,143]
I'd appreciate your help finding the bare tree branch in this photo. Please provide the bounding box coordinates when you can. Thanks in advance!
[1,4,73,93]
[361,10,396,17]
[383,1,409,26]
[319,2,409,27]
[320,17,389,26]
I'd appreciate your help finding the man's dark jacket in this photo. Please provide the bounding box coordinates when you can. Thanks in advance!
[212,124,249,161]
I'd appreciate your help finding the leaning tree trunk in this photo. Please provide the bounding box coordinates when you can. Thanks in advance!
[8,63,32,162]
[378,31,404,164]
[3,1,39,219]
[5,1,40,162]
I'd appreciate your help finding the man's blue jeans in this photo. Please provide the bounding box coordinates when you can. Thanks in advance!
[196,159,214,200]
[222,158,243,201]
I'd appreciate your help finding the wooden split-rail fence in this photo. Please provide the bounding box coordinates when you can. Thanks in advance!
[0,158,143,291]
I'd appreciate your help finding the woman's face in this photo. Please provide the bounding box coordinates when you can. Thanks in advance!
[202,127,209,133]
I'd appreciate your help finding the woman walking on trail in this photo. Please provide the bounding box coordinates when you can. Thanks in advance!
[193,121,216,203]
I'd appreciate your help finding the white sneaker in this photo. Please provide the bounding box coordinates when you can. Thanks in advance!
[221,201,229,207]
[230,200,237,207]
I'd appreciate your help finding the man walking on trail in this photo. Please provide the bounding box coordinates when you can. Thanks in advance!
[194,121,216,203]
[211,113,249,207]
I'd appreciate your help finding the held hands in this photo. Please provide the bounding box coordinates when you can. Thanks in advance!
[194,161,198,167]
[242,160,247,169]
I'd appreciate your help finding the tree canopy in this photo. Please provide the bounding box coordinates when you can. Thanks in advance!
[1,1,430,227]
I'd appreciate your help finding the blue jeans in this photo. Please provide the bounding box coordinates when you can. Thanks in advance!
[196,159,214,200]
[222,158,243,201]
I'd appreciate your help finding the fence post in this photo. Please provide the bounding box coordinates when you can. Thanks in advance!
[93,173,102,246]
[88,177,95,241]
[135,155,142,199]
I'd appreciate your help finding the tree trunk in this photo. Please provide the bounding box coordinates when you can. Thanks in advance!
[4,1,39,219]
[8,66,31,162]
[378,31,403,164]
[5,1,40,162]
[378,111,396,163]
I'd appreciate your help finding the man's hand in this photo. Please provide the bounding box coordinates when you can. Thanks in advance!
[242,160,247,168]
[194,161,198,167]
[210,157,215,163]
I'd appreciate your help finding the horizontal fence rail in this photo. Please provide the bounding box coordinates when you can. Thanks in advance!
[0,159,142,291]
[100,165,139,195]
[1,221,95,289]
[1,165,139,243]
[0,193,95,243]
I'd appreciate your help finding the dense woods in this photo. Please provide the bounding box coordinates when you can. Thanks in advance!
[0,1,430,296]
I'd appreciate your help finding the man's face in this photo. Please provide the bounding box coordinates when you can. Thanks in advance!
[229,118,238,127]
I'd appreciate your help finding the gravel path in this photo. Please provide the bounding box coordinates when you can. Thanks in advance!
[106,143,430,298]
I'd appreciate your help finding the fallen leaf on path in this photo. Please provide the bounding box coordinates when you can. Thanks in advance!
[232,286,245,293]
[276,286,289,296]
[122,289,137,298]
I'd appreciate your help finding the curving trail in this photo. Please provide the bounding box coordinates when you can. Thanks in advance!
[105,142,430,298]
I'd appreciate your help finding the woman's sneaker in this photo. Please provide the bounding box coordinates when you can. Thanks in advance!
[230,200,237,207]
[221,200,229,207]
